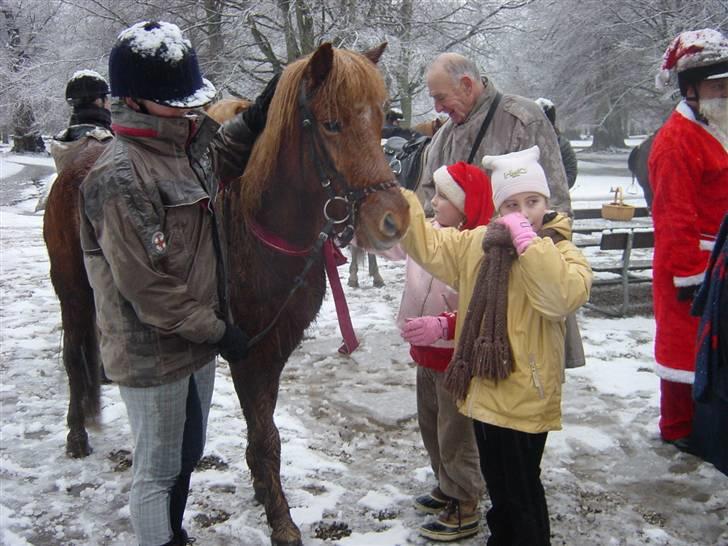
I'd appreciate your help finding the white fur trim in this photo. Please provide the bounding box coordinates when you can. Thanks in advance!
[654,362,694,384]
[433,165,465,212]
[700,239,715,251]
[673,272,705,287]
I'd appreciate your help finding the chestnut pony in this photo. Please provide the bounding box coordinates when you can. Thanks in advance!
[43,42,409,546]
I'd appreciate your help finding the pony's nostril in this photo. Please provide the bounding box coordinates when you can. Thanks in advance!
[380,213,399,238]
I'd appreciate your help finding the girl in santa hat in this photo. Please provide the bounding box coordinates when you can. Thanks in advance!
[380,161,493,541]
[397,145,592,545]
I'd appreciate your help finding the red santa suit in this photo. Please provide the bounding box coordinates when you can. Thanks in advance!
[648,101,728,439]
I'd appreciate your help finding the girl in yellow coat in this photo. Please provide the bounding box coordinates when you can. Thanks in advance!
[399,145,592,545]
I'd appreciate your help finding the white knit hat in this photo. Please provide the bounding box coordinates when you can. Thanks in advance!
[481,146,550,210]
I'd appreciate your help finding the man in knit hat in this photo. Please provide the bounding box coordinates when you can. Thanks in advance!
[79,21,278,545]
[649,28,728,453]
[416,52,571,217]
[398,162,492,541]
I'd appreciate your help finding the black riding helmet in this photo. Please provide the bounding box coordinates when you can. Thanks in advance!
[65,70,109,104]
[109,21,216,108]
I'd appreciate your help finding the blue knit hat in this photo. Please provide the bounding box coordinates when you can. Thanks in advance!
[109,21,216,108]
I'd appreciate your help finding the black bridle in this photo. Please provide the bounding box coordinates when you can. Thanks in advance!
[297,83,397,247]
[245,81,396,349]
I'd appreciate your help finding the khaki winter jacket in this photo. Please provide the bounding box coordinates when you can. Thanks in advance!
[50,126,113,173]
[79,103,255,387]
[399,190,592,433]
[417,78,572,216]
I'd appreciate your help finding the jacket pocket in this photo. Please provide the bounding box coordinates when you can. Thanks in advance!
[529,354,545,399]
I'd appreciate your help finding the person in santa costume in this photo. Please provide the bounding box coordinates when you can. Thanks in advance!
[649,28,728,452]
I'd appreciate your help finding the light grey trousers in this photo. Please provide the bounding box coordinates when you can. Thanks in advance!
[416,365,485,502]
[119,360,215,546]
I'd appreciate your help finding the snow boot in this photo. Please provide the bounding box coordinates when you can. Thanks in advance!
[419,498,480,542]
[414,486,451,514]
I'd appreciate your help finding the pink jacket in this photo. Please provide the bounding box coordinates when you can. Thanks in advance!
[380,222,458,371]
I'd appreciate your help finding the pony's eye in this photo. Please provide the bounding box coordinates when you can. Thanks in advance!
[322,120,342,133]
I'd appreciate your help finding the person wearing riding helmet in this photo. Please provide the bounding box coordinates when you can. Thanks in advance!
[649,28,728,455]
[50,70,113,173]
[383,106,417,139]
[78,21,279,546]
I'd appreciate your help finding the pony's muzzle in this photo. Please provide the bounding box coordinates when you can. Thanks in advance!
[380,212,400,239]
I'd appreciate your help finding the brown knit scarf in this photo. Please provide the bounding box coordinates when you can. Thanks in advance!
[444,214,565,401]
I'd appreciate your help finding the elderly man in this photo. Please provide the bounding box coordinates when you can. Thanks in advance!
[417,53,572,216]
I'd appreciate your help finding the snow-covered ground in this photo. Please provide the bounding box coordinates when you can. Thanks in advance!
[1,149,725,546]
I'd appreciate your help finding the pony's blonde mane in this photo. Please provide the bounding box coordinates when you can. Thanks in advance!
[240,47,387,216]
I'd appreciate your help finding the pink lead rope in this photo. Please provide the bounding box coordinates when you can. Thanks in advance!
[249,219,360,354]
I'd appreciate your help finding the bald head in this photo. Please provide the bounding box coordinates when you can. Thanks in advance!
[428,53,482,84]
[426,53,485,125]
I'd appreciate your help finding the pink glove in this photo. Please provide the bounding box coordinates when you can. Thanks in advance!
[497,212,537,255]
[401,316,448,346]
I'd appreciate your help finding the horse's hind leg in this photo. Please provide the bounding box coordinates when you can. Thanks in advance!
[234,367,302,546]
[368,253,384,287]
[62,316,92,458]
[347,247,360,288]
[60,296,100,458]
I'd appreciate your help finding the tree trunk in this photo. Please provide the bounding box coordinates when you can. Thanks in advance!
[11,102,45,153]
[591,103,627,150]
[396,0,413,125]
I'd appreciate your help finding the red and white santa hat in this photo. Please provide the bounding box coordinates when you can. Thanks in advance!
[481,146,550,210]
[656,28,728,90]
[432,162,494,230]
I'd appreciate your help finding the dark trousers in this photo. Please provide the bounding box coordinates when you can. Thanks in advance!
[473,421,550,546]
[169,375,205,540]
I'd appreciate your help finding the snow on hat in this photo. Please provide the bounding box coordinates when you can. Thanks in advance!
[656,29,728,91]
[109,21,216,108]
[433,162,494,230]
[535,97,556,124]
[65,70,109,102]
[481,146,550,210]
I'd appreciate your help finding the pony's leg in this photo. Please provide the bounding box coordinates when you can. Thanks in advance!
[234,366,302,546]
[347,247,360,288]
[368,253,384,287]
[60,302,93,458]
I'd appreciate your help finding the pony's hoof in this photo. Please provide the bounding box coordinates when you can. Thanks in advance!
[347,278,359,288]
[66,430,92,458]
[372,275,385,287]
[270,532,302,546]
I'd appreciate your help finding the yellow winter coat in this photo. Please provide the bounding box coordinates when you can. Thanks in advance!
[399,190,592,433]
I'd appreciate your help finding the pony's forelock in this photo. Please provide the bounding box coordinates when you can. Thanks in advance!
[241,47,387,215]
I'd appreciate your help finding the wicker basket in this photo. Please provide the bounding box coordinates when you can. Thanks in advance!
[601,202,635,221]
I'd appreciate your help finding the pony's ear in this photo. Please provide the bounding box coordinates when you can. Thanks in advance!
[307,43,334,90]
[362,42,387,65]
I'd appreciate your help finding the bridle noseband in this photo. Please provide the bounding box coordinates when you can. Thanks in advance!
[297,83,397,247]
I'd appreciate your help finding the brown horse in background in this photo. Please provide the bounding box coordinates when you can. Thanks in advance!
[205,97,251,124]
[44,42,409,545]
[43,140,111,458]
[412,115,446,137]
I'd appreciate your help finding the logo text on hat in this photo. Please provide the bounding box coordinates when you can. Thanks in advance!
[504,168,527,179]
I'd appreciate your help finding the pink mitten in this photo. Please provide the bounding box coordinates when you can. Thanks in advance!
[401,316,448,346]
[498,212,537,254]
